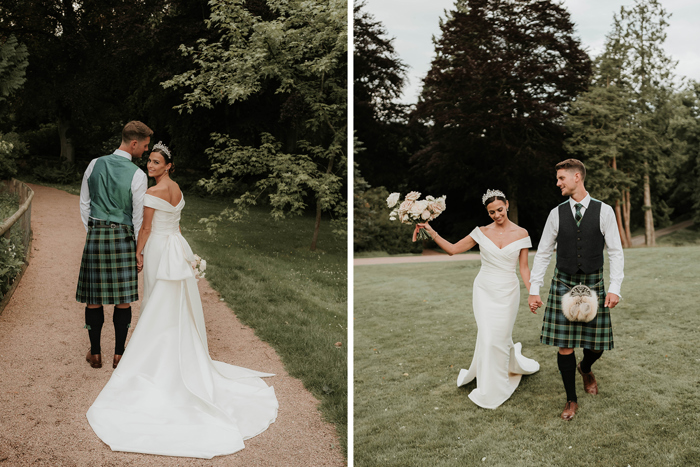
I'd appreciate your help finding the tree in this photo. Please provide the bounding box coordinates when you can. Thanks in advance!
[353,1,417,191]
[412,0,591,230]
[566,0,682,247]
[565,84,634,247]
[164,0,347,251]
[0,35,28,106]
[0,0,213,167]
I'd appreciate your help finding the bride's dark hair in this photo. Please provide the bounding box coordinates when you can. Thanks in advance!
[153,147,175,175]
[484,195,506,206]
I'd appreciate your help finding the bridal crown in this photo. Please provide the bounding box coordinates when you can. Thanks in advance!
[482,189,506,205]
[153,141,171,160]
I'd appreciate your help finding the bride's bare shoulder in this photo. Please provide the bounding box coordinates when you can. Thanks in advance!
[514,225,529,239]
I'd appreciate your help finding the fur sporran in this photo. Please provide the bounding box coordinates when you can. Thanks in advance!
[561,284,598,323]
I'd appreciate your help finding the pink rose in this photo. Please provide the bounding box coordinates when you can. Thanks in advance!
[405,191,421,201]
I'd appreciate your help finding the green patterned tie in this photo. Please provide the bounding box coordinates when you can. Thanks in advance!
[575,203,583,226]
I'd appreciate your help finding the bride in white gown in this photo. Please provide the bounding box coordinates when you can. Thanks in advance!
[86,143,278,458]
[416,189,539,409]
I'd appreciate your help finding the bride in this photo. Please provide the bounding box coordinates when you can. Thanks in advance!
[416,189,539,409]
[86,142,278,458]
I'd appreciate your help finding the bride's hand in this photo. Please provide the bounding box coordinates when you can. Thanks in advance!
[416,222,433,233]
[136,253,144,273]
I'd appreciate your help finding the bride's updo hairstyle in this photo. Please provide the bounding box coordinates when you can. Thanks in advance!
[152,141,175,175]
[482,189,507,207]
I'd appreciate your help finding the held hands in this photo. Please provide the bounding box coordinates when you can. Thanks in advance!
[604,293,620,309]
[136,253,143,273]
[528,295,543,314]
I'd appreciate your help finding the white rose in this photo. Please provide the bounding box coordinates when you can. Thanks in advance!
[199,259,207,271]
[421,210,431,220]
[386,192,401,208]
[409,200,428,217]
[405,191,421,201]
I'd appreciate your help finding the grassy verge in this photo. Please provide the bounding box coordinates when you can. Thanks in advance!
[22,179,348,453]
[657,223,700,246]
[354,247,700,466]
[176,195,348,453]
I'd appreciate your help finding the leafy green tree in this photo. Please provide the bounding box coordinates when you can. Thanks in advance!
[0,35,28,107]
[566,0,682,246]
[164,0,347,251]
[413,0,591,232]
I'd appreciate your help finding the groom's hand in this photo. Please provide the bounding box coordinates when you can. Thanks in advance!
[528,295,542,314]
[136,253,143,273]
[604,293,620,309]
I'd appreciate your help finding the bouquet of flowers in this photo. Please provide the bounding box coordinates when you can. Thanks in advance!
[386,191,447,241]
[192,254,207,280]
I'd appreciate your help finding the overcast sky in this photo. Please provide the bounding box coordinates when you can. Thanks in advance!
[361,0,700,104]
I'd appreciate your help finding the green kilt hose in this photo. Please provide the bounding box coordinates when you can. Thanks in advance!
[540,267,613,351]
[76,220,139,304]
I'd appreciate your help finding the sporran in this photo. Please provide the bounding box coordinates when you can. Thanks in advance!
[560,282,598,323]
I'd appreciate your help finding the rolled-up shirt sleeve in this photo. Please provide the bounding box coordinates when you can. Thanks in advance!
[601,204,624,297]
[529,208,559,296]
[79,159,98,231]
[131,170,148,241]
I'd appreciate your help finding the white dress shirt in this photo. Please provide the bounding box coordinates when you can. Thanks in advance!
[529,193,624,297]
[79,149,148,240]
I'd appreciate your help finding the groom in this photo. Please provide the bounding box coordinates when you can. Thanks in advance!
[76,121,151,369]
[528,158,624,421]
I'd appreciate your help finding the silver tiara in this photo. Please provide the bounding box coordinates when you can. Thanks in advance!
[153,141,171,159]
[482,189,506,205]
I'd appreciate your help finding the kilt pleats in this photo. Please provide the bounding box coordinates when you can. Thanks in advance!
[76,222,138,304]
[540,267,613,351]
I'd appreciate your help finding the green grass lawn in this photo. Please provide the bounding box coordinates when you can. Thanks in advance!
[354,247,700,466]
[180,195,347,452]
[21,178,348,453]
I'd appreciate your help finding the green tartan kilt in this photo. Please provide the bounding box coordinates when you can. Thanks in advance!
[76,221,139,305]
[540,267,613,351]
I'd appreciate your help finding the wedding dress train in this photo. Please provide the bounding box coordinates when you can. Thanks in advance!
[457,227,539,409]
[87,194,278,458]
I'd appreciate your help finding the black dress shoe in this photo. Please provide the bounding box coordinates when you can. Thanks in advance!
[86,350,102,369]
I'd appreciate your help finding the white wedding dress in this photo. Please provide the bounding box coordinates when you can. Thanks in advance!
[456,227,539,409]
[87,194,278,458]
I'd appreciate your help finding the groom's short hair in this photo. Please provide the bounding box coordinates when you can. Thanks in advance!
[122,121,153,143]
[555,158,586,181]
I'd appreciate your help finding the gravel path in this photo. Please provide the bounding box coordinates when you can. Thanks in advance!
[0,184,344,466]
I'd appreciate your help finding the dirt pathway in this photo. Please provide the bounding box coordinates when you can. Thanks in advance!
[0,184,344,466]
[630,219,694,246]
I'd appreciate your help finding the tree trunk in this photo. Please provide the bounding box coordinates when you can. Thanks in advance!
[58,117,74,163]
[614,199,628,248]
[310,154,337,251]
[508,196,518,225]
[623,189,632,246]
[310,199,322,251]
[643,161,655,246]
[611,155,628,248]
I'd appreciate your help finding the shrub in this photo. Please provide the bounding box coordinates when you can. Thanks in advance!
[0,191,25,301]
[32,160,81,184]
[0,132,27,180]
[354,185,423,254]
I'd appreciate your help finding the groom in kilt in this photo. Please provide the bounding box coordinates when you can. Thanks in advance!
[529,159,624,421]
[77,121,151,369]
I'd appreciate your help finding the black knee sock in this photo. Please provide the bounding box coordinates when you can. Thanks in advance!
[580,348,603,374]
[85,306,104,355]
[557,352,577,403]
[113,306,132,355]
